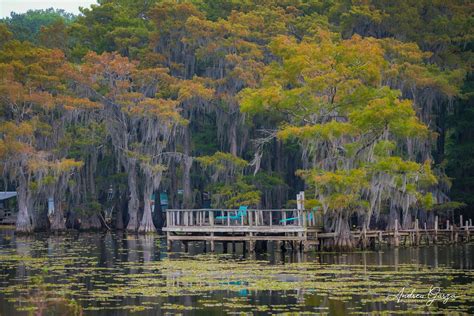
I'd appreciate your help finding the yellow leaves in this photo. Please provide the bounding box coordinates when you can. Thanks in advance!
[278,121,358,141]
[0,63,14,81]
[197,152,248,170]
[343,5,388,24]
[380,38,462,98]
[0,23,12,45]
[239,86,284,114]
[372,157,420,174]
[341,35,386,85]
[298,168,369,211]
[381,38,431,64]
[29,158,82,174]
[55,96,101,111]
[0,121,34,138]
[176,79,213,102]
[0,139,6,159]
[349,90,429,138]
[54,159,84,173]
[24,91,55,110]
[418,160,438,188]
[80,52,136,93]
[131,98,183,124]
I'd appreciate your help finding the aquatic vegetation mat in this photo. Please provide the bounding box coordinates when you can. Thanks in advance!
[0,233,473,315]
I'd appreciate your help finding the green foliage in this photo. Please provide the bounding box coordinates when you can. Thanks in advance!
[1,8,74,44]
[0,0,471,232]
[431,201,467,212]
[208,176,261,208]
[446,73,474,213]
[197,152,248,184]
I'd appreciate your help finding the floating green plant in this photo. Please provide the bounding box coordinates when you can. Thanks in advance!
[0,234,472,315]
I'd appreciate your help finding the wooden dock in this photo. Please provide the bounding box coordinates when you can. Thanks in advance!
[164,209,474,252]
[164,209,318,252]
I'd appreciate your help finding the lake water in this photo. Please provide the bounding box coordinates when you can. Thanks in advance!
[0,229,472,315]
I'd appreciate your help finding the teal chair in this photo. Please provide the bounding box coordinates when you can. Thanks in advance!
[279,211,314,224]
[215,206,248,221]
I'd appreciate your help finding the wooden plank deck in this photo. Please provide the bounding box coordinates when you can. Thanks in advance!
[164,210,473,252]
[164,208,315,251]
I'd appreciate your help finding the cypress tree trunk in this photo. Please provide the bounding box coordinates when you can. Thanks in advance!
[16,174,33,233]
[126,164,140,232]
[230,120,238,156]
[49,198,66,232]
[79,214,102,230]
[115,203,124,230]
[182,156,193,209]
[182,127,193,208]
[388,201,401,230]
[334,212,353,251]
[138,187,157,233]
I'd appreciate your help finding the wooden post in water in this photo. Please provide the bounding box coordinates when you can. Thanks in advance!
[167,232,171,251]
[434,216,438,243]
[450,223,454,243]
[275,240,282,252]
[248,232,255,252]
[393,219,400,247]
[424,222,429,245]
[210,232,215,252]
[415,218,420,246]
[460,215,463,228]
[465,220,470,241]
[361,226,367,249]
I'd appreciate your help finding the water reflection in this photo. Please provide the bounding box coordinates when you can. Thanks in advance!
[0,231,472,315]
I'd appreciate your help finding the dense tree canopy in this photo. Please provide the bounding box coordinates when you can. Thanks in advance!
[0,0,472,238]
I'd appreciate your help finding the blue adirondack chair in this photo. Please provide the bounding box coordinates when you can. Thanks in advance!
[279,210,315,224]
[215,206,248,221]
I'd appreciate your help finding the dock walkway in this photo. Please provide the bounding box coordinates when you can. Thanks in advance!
[164,209,474,252]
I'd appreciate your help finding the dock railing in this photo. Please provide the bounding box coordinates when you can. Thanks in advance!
[166,209,318,228]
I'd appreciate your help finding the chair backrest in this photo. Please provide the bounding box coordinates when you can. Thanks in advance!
[237,205,248,215]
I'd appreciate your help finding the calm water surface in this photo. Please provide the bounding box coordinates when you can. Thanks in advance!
[0,229,472,315]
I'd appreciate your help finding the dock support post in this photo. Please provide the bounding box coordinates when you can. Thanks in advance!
[465,220,470,241]
[450,224,454,243]
[183,241,188,252]
[275,240,282,252]
[361,226,368,249]
[167,232,172,252]
[210,233,215,252]
[223,242,228,253]
[415,218,420,246]
[248,233,255,252]
[391,219,400,247]
[434,216,438,244]
[424,222,430,245]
